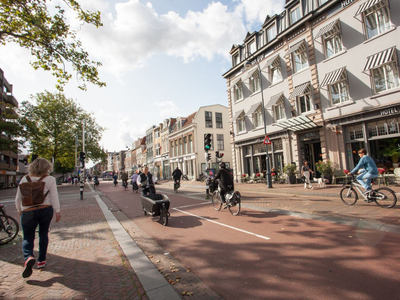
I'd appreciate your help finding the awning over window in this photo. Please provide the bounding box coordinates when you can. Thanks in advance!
[355,0,384,17]
[289,82,311,98]
[232,109,245,122]
[363,47,396,71]
[262,54,280,70]
[230,78,242,89]
[242,68,260,82]
[320,67,347,87]
[266,92,284,108]
[314,19,341,39]
[247,102,262,115]
[285,40,306,57]
[273,115,319,132]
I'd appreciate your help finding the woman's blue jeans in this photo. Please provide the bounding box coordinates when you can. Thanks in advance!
[21,206,54,262]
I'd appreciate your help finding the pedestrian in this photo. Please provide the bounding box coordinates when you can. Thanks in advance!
[301,160,314,189]
[73,176,78,186]
[349,148,379,196]
[15,157,61,278]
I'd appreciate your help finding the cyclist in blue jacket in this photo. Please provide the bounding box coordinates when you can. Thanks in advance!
[349,148,378,194]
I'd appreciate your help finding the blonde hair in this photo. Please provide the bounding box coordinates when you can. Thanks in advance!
[28,157,53,176]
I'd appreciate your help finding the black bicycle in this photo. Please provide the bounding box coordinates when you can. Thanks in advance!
[174,180,180,193]
[122,180,128,191]
[0,204,19,245]
[212,187,241,216]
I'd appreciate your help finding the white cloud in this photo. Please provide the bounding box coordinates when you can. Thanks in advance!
[154,101,180,118]
[237,0,284,28]
[116,115,150,146]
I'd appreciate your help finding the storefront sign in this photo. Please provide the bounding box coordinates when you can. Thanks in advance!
[380,107,400,116]
[341,0,355,8]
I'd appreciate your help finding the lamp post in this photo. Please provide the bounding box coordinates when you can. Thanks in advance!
[244,57,273,188]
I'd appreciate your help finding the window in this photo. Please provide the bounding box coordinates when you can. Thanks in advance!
[170,142,174,157]
[216,112,223,128]
[330,80,350,105]
[364,1,391,39]
[205,111,213,128]
[217,134,224,150]
[237,113,246,133]
[183,137,187,155]
[373,62,399,93]
[270,64,283,85]
[290,6,301,24]
[298,94,312,114]
[249,70,260,94]
[293,47,308,73]
[179,138,182,156]
[253,106,263,128]
[267,25,277,42]
[233,53,239,67]
[248,40,256,55]
[233,80,243,101]
[320,0,328,5]
[274,100,286,121]
[188,135,193,153]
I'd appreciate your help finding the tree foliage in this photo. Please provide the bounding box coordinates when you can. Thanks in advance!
[18,91,106,173]
[0,0,106,91]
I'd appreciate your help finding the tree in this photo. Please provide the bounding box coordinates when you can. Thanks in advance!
[0,0,106,91]
[18,91,106,173]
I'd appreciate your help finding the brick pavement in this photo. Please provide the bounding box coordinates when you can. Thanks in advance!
[0,185,148,300]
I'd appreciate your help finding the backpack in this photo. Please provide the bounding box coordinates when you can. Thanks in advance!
[19,175,49,206]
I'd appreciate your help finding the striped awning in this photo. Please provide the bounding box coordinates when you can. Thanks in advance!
[266,92,284,108]
[242,68,260,82]
[230,78,242,89]
[285,40,306,57]
[289,82,311,99]
[247,102,262,115]
[363,47,396,71]
[262,54,280,70]
[355,0,385,17]
[273,115,319,132]
[232,109,245,122]
[314,19,341,39]
[320,67,347,87]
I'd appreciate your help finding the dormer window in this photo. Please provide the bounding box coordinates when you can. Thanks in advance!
[290,5,301,25]
[232,53,239,67]
[266,25,277,42]
[248,40,256,55]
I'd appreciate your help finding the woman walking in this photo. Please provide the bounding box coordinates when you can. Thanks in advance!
[301,160,314,189]
[15,158,61,278]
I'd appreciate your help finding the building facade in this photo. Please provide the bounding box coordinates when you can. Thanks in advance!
[0,68,19,188]
[223,0,400,181]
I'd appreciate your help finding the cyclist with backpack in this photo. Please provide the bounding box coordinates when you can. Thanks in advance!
[15,157,61,278]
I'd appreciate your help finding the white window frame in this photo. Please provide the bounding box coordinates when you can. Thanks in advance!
[216,134,224,151]
[292,48,308,73]
[372,61,400,94]
[330,78,350,105]
[216,112,223,128]
[237,113,246,133]
[205,111,213,128]
[233,53,239,67]
[297,92,313,114]
[248,40,256,55]
[290,6,301,25]
[274,101,286,121]
[323,31,343,59]
[249,70,260,94]
[233,81,243,102]
[267,25,277,42]
[363,0,392,40]
[270,64,283,85]
[253,106,263,128]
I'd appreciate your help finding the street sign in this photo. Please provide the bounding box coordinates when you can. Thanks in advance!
[263,135,271,145]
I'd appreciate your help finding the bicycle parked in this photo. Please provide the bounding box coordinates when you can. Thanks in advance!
[340,174,397,208]
[212,185,241,216]
[0,203,19,245]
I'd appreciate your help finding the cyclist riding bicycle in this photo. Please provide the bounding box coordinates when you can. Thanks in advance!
[172,167,182,188]
[213,162,234,208]
[121,171,128,187]
[348,148,379,195]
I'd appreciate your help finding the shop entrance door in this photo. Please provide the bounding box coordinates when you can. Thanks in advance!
[304,142,321,174]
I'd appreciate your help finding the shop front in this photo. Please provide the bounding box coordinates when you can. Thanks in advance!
[298,131,322,175]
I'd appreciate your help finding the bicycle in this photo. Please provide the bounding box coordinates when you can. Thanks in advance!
[173,180,180,193]
[340,174,397,208]
[132,182,139,193]
[122,180,128,191]
[0,204,19,245]
[212,186,241,216]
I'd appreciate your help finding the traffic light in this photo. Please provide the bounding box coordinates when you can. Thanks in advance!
[215,151,224,159]
[215,151,219,158]
[204,133,212,150]
[79,151,86,162]
[206,153,211,161]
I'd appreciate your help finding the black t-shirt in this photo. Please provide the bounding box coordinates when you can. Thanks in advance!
[172,169,182,179]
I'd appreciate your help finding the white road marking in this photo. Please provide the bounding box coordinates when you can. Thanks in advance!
[175,202,210,209]
[173,208,271,240]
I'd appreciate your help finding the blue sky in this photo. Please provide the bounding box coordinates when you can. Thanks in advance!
[0,0,284,157]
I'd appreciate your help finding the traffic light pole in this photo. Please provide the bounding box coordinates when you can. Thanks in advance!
[80,122,85,200]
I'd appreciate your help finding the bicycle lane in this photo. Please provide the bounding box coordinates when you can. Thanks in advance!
[120,188,400,300]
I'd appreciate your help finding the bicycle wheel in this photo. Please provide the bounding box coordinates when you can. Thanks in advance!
[228,194,241,216]
[340,187,358,205]
[212,191,222,211]
[374,187,397,208]
[160,205,169,226]
[0,215,19,245]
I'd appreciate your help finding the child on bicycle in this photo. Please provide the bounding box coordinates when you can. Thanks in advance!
[349,148,379,195]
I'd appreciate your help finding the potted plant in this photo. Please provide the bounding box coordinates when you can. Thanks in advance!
[382,143,400,168]
[283,163,298,184]
[315,160,334,184]
[241,173,249,183]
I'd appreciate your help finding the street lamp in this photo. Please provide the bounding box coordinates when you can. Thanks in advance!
[244,58,273,188]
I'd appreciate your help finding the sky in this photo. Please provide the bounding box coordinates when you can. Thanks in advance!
[0,0,284,159]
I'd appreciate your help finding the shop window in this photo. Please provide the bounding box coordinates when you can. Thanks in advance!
[274,139,283,151]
